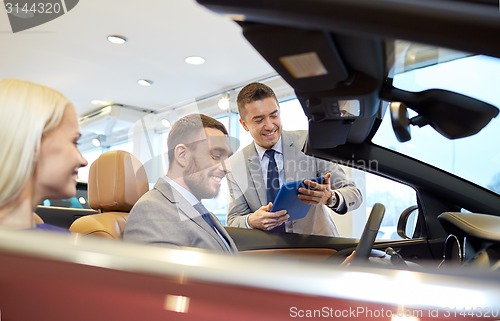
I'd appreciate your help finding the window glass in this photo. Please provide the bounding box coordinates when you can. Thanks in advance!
[275,99,417,239]
[237,127,253,151]
[78,148,103,183]
[109,140,134,153]
[332,166,416,240]
[279,99,309,130]
[40,182,91,209]
[373,55,500,194]
[364,171,416,240]
[212,100,310,224]
[221,96,415,237]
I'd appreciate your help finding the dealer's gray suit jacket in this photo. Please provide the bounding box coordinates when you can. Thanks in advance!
[226,130,362,237]
[124,178,238,254]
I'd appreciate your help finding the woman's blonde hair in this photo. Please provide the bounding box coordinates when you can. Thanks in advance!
[0,79,72,208]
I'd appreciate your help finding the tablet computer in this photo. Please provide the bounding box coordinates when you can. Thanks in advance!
[270,176,324,220]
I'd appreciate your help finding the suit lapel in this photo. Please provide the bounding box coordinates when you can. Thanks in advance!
[282,131,301,182]
[154,178,234,253]
[244,145,267,205]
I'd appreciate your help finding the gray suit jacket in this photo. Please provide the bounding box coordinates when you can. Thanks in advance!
[124,178,238,254]
[226,130,362,236]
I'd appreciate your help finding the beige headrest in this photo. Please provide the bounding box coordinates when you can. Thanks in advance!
[88,150,149,212]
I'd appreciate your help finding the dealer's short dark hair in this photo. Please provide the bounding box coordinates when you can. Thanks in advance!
[237,82,278,119]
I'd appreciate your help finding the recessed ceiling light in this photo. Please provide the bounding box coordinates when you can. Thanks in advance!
[185,56,206,65]
[91,137,101,147]
[138,79,154,86]
[161,118,171,128]
[107,35,127,44]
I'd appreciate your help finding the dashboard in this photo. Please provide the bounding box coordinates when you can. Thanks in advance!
[438,212,500,270]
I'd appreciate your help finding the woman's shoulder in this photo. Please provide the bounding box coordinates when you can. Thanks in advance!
[35,223,70,233]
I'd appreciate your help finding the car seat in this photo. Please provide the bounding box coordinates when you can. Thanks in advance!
[69,150,149,238]
[33,213,44,224]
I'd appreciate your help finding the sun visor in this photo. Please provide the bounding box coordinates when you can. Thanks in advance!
[241,22,386,149]
[307,119,352,149]
[242,24,349,92]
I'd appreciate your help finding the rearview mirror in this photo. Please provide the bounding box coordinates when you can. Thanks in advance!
[382,80,499,141]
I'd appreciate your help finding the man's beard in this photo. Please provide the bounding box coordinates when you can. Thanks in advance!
[184,158,219,200]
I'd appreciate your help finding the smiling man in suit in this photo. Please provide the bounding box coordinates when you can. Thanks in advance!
[226,82,362,236]
[124,114,238,254]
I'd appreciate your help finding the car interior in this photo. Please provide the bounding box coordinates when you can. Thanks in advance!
[192,0,500,269]
[31,0,500,272]
[3,2,500,321]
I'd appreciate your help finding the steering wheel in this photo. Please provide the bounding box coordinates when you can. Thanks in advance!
[351,203,386,263]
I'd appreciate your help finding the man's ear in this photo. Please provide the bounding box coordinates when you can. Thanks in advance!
[173,144,190,168]
[239,118,249,131]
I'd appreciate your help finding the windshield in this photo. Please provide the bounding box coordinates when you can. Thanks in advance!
[373,54,500,194]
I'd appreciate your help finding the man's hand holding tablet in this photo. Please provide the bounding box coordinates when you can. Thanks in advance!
[270,174,330,220]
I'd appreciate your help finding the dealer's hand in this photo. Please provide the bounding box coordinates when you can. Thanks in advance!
[248,202,289,231]
[297,172,334,206]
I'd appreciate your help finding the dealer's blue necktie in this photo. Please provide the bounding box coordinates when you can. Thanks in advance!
[265,149,286,232]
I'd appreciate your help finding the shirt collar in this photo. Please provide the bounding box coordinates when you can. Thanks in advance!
[254,136,283,160]
[163,176,199,206]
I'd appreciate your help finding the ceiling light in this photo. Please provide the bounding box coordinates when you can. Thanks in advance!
[138,79,154,86]
[107,35,127,44]
[161,118,171,128]
[91,135,106,147]
[91,136,101,147]
[217,93,231,110]
[78,197,87,205]
[185,56,205,65]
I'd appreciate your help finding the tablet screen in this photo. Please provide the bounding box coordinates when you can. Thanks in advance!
[270,176,324,220]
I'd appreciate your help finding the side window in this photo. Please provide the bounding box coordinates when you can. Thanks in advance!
[40,182,91,209]
[333,167,418,240]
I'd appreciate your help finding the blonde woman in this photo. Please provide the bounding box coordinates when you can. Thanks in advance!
[0,79,88,229]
